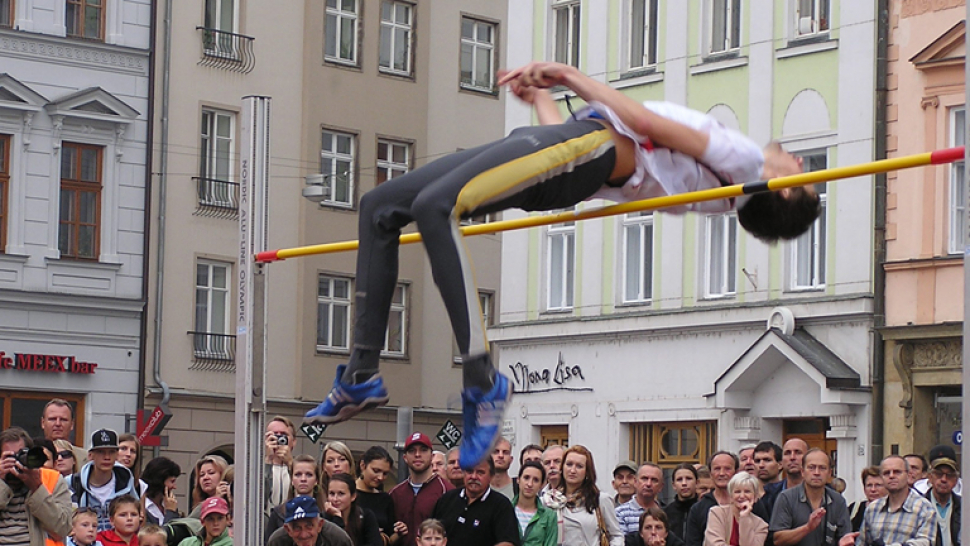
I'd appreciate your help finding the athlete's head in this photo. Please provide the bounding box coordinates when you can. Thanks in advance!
[738,142,820,243]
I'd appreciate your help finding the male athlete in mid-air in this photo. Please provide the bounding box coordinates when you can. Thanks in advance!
[304,61,820,469]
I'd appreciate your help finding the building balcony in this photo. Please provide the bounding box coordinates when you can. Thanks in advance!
[188,331,235,371]
[193,176,239,218]
[196,27,255,73]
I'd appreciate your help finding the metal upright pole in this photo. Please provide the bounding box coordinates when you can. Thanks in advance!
[235,95,271,541]
[961,6,969,546]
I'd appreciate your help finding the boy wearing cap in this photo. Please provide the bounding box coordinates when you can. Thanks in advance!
[177,497,232,546]
[923,454,961,546]
[389,433,454,546]
[267,496,352,546]
[70,429,138,532]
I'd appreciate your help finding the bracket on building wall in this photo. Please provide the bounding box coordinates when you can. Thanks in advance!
[892,342,914,428]
[22,112,33,150]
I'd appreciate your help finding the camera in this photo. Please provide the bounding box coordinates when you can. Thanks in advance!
[275,433,289,446]
[12,447,48,470]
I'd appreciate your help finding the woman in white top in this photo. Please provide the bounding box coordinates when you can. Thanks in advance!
[556,445,624,546]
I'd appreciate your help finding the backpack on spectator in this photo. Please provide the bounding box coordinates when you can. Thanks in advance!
[163,518,203,546]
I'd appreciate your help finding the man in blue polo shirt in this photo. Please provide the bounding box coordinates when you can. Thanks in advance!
[433,457,520,546]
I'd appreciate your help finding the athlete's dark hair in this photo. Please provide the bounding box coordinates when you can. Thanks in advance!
[737,187,821,243]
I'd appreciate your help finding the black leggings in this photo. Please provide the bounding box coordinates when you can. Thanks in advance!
[350,120,616,369]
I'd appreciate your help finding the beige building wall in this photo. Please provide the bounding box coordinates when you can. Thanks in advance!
[882,0,964,456]
[145,0,506,503]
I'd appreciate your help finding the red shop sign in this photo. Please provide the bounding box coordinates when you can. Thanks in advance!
[0,351,98,374]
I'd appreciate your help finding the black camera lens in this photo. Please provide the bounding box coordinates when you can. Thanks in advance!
[15,446,49,470]
[275,433,289,446]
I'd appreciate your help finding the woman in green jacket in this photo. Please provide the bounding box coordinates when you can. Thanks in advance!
[513,461,559,546]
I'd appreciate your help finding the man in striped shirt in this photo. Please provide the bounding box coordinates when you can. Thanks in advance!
[853,456,937,546]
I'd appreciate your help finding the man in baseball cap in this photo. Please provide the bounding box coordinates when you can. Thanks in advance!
[267,496,352,546]
[612,460,638,505]
[389,432,454,546]
[915,445,963,496]
[193,497,231,546]
[70,428,137,530]
[924,451,961,546]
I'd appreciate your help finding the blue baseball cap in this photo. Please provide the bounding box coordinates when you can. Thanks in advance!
[285,496,320,523]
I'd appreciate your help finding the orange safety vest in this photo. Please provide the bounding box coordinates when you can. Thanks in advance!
[39,468,65,546]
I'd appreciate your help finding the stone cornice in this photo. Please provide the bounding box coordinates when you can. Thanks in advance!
[0,29,148,76]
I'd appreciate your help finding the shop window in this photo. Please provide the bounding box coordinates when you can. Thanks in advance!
[0,391,85,445]
[540,425,569,448]
[935,389,961,460]
[630,421,717,504]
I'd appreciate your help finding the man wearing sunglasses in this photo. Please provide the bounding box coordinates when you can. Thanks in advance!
[924,454,961,546]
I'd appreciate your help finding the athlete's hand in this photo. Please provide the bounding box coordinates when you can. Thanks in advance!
[498,62,574,90]
[498,69,538,104]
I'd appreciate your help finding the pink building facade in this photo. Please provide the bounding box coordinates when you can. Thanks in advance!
[883,0,964,457]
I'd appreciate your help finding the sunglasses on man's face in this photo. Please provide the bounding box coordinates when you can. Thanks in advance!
[56,450,75,460]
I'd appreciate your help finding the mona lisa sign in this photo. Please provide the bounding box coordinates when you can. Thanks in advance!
[508,352,591,394]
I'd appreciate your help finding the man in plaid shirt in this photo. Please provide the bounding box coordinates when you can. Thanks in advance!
[852,456,937,546]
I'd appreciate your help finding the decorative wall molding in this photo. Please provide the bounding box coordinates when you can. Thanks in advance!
[912,340,961,368]
[0,32,147,76]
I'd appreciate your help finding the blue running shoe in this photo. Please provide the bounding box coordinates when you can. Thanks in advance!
[304,365,389,425]
[459,372,512,469]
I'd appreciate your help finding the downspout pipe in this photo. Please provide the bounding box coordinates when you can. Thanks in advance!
[871,0,889,465]
[149,0,174,431]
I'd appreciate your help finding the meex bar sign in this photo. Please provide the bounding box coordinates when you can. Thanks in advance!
[0,351,98,374]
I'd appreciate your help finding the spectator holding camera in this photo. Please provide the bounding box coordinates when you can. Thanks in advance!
[0,426,73,546]
[266,417,296,521]
[70,429,138,531]
[852,456,937,546]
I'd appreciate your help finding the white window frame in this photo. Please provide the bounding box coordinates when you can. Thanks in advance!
[195,260,232,359]
[317,275,352,352]
[622,212,654,303]
[199,109,235,208]
[379,0,413,76]
[546,220,576,311]
[706,0,741,56]
[204,0,237,33]
[376,139,410,185]
[552,0,581,68]
[325,0,359,65]
[793,0,830,38]
[626,0,658,71]
[460,16,497,93]
[790,150,828,290]
[704,213,737,298]
[320,129,355,208]
[382,283,408,356]
[949,107,966,255]
[453,292,493,363]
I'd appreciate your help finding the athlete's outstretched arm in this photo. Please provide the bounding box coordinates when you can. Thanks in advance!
[500,69,563,125]
[499,62,710,159]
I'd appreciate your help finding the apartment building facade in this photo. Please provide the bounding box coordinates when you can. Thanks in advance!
[146,0,506,487]
[0,0,150,442]
[497,0,877,500]
[880,0,964,459]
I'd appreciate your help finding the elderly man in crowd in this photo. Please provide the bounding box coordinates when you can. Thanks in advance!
[852,456,937,546]
[770,449,851,546]
[267,496,352,546]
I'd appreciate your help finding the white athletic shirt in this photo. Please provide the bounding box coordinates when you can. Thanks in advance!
[579,100,765,213]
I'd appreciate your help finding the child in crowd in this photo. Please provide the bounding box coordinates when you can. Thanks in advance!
[96,495,141,546]
[178,497,233,546]
[137,525,168,546]
[67,508,104,546]
[416,519,447,546]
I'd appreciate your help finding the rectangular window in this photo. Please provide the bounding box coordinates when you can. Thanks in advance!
[321,130,356,207]
[628,0,658,70]
[794,0,830,37]
[949,107,966,255]
[0,0,12,28]
[194,261,232,360]
[705,213,737,298]
[547,220,575,310]
[453,292,493,363]
[325,0,359,64]
[553,0,581,67]
[792,151,828,289]
[199,109,236,208]
[59,142,102,260]
[317,275,352,352]
[623,212,654,303]
[380,1,413,75]
[708,0,740,55]
[382,283,408,356]
[204,0,235,32]
[376,139,410,185]
[460,17,497,93]
[0,391,85,445]
[0,135,8,252]
[66,0,103,40]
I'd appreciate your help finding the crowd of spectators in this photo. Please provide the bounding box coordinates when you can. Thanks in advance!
[0,399,961,546]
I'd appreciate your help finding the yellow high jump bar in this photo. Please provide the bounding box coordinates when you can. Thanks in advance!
[256,146,965,263]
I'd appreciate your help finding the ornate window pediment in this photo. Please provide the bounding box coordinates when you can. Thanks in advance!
[44,87,139,125]
[0,74,47,113]
[910,20,965,71]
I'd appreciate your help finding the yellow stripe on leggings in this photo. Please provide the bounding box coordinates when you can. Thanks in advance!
[454,129,614,216]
